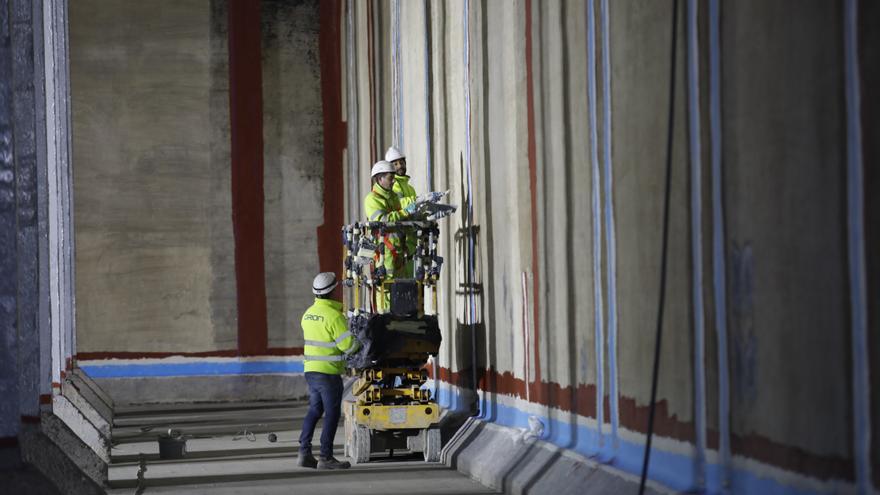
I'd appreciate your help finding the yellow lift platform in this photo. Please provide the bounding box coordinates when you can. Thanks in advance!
[340,220,445,463]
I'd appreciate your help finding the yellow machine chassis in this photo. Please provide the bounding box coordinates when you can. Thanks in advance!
[345,401,439,431]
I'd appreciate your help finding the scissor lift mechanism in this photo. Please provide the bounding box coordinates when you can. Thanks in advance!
[341,220,444,463]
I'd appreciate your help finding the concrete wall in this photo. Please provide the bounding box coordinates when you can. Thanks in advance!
[70,0,237,353]
[69,0,325,354]
[722,0,850,469]
[261,0,325,349]
[344,0,879,492]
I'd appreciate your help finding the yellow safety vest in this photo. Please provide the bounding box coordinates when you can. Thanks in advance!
[364,184,410,275]
[364,183,407,223]
[301,298,359,374]
[393,175,418,208]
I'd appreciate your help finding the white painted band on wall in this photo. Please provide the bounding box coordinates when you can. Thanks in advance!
[586,0,605,451]
[708,0,731,488]
[843,0,872,492]
[395,0,404,149]
[686,0,707,489]
[599,0,620,451]
[423,0,432,189]
[391,0,402,148]
[346,0,360,221]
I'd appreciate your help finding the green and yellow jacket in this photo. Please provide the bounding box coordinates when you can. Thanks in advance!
[364,183,410,275]
[393,175,418,208]
[301,298,359,374]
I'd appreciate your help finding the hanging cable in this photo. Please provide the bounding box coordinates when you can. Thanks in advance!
[638,0,679,493]
[462,0,478,413]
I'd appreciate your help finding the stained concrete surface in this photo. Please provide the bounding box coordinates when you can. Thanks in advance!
[445,418,668,495]
[94,374,308,406]
[261,0,325,349]
[345,0,876,490]
[69,0,328,353]
[0,464,62,495]
[69,0,239,352]
[106,400,496,495]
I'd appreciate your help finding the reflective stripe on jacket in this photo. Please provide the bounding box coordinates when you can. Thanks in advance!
[301,298,359,374]
[364,183,407,223]
[364,184,409,273]
[394,175,418,208]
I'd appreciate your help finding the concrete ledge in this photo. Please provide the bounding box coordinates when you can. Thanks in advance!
[442,417,672,495]
[0,463,62,495]
[94,374,308,405]
[18,421,106,495]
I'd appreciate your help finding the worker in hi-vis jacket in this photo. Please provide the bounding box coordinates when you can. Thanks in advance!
[364,160,417,283]
[298,272,359,470]
[385,146,445,209]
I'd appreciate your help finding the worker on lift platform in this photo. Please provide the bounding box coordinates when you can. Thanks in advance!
[385,146,445,211]
[364,160,417,280]
[297,272,360,470]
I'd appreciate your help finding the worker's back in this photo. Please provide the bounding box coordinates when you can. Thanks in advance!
[301,298,354,374]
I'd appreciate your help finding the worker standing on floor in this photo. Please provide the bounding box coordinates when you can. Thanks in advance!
[298,272,358,470]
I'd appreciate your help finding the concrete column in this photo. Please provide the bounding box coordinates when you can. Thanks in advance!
[0,0,20,446]
[10,0,42,424]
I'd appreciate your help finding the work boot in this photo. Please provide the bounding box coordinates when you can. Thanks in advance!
[317,456,351,470]
[297,451,318,469]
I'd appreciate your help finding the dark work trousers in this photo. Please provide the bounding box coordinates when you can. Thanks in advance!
[299,372,344,458]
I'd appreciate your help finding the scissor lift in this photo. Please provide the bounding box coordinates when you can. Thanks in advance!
[341,220,444,463]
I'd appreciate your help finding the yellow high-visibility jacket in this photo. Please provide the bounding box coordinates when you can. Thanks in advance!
[301,298,359,374]
[364,183,409,275]
[393,175,418,208]
[393,175,419,273]
[365,183,407,223]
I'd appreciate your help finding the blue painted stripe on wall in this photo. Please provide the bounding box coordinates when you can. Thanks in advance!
[686,0,708,489]
[599,0,620,451]
[80,361,304,378]
[586,0,606,450]
[843,0,872,491]
[437,385,827,495]
[708,0,732,487]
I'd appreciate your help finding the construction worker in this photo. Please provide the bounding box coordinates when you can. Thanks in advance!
[298,272,359,470]
[385,146,444,208]
[383,147,445,280]
[365,160,416,275]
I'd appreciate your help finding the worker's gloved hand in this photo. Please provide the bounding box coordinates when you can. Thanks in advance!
[404,203,418,215]
[416,191,446,204]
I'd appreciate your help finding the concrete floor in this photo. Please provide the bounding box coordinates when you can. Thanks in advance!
[106,401,496,495]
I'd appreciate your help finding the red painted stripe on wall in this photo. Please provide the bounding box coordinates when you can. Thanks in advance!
[436,367,854,482]
[20,416,40,425]
[0,437,18,448]
[228,0,269,356]
[39,395,52,405]
[317,0,346,277]
[524,0,542,387]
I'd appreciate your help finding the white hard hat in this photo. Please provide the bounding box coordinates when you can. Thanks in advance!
[385,146,405,162]
[370,160,396,178]
[312,272,338,295]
